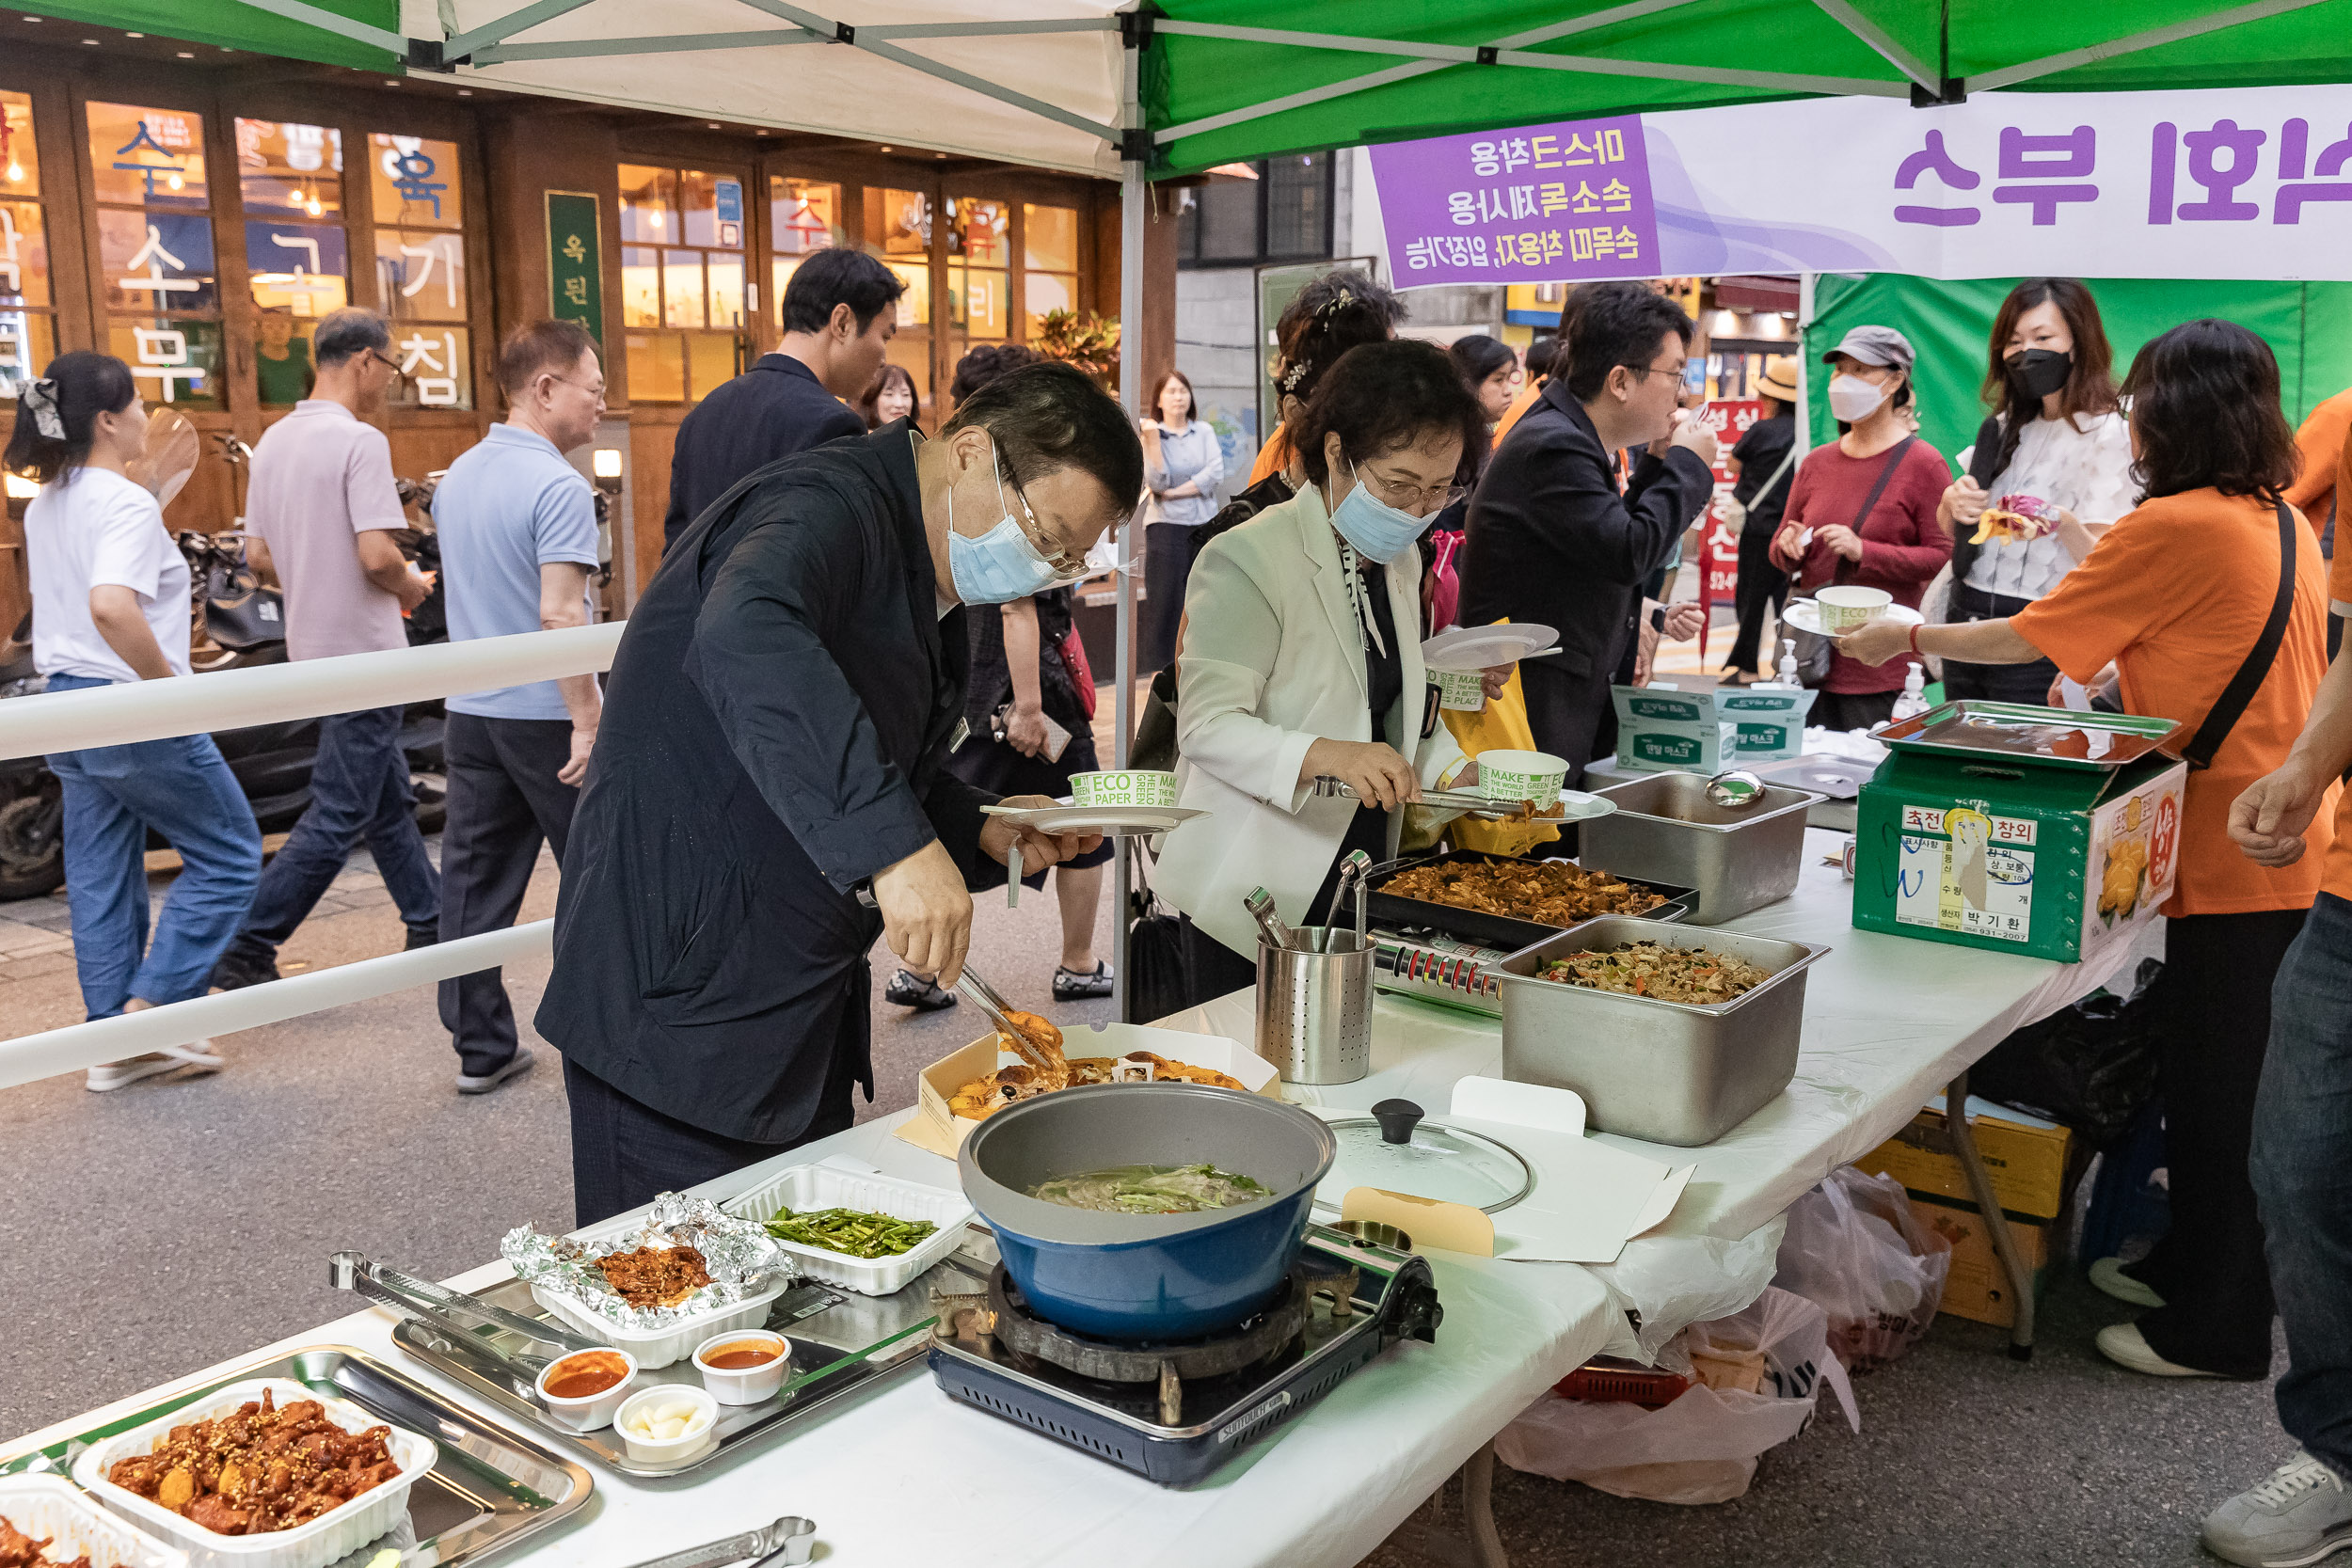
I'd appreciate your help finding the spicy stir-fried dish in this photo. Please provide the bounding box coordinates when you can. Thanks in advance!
[949,1006,1246,1120]
[1381,858,1668,927]
[0,1516,92,1568]
[596,1243,712,1308]
[1539,942,1772,1004]
[104,1388,405,1536]
[1029,1164,1270,1214]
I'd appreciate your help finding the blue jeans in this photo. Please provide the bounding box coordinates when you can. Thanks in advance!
[223,704,438,964]
[45,674,262,1019]
[2256,890,2352,1479]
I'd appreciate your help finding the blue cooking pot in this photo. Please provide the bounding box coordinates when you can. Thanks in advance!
[958,1083,1337,1341]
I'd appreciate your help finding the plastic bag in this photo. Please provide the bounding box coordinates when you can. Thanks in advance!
[1970,957,2163,1148]
[1496,1288,1855,1506]
[1772,1166,1952,1374]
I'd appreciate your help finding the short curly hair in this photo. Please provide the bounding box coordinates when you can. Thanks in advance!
[1293,339,1488,493]
[948,342,1041,407]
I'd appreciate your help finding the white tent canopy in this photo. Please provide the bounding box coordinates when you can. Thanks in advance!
[393,0,1129,176]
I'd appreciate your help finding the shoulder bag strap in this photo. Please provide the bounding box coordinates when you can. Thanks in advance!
[1753,440,1801,508]
[2182,500,2297,771]
[1830,436,1917,587]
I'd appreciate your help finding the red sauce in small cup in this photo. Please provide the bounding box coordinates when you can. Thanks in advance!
[544,1351,629,1401]
[700,1338,782,1370]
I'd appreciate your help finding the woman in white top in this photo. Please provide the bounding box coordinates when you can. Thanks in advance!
[1937,277,2136,704]
[8,353,262,1090]
[1156,340,1502,997]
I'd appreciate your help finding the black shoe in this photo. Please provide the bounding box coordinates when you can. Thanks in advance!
[455,1045,536,1096]
[405,923,440,951]
[884,969,959,1011]
[1052,961,1115,1001]
[208,947,279,991]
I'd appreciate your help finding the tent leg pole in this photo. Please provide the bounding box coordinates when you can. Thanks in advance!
[1110,64,1145,1022]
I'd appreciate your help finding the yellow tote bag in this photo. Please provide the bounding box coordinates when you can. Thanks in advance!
[1440,661,1562,857]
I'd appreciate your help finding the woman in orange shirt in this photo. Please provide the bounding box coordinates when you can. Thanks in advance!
[1847,319,2327,1383]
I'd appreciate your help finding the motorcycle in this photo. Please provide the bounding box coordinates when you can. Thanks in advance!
[0,430,449,900]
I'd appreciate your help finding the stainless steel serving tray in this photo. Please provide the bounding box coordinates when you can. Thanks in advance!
[1876,700,2180,770]
[388,1259,989,1479]
[0,1346,591,1568]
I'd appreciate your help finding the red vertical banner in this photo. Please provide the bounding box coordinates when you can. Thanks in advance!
[1692,400,1764,663]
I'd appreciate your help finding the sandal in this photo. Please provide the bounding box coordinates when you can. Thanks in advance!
[86,1040,222,1092]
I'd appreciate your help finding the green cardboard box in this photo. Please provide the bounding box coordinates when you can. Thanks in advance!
[1851,747,2185,962]
[1612,685,1817,771]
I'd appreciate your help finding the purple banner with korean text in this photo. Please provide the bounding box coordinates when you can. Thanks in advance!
[1366,86,2352,285]
[1369,115,1659,287]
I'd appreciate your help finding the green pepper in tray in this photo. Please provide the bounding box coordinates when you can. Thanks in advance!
[764,1206,938,1259]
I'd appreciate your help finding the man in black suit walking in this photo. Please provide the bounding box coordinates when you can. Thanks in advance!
[662,247,906,550]
[1459,283,1720,782]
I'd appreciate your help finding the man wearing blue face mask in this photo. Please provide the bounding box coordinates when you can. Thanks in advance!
[538,361,1141,1226]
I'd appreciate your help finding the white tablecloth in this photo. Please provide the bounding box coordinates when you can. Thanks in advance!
[4,830,2150,1561]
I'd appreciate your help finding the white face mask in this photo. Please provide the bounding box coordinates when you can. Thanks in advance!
[1828,372,1890,423]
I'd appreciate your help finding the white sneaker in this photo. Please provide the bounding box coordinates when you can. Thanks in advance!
[2202,1452,2352,1567]
[2095,1322,2225,1378]
[2090,1255,2166,1308]
[85,1040,223,1092]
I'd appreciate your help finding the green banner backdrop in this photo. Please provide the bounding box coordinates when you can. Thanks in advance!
[1804,275,2352,463]
[28,0,399,71]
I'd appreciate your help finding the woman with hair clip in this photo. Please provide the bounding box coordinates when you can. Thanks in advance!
[1937,277,2134,704]
[8,354,262,1090]
[1846,319,2328,1384]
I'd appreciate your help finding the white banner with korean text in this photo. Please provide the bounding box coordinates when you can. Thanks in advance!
[1368,85,2352,287]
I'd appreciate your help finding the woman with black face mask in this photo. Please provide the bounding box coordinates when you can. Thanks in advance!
[1936,278,2133,705]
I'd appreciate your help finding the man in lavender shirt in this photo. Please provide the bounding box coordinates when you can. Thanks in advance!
[210,309,440,990]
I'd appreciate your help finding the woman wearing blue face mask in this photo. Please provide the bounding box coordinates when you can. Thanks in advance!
[1155,340,1497,997]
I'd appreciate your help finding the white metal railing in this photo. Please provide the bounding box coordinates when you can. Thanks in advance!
[0,625,624,1088]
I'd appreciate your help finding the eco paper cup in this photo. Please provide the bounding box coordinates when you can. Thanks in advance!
[1068,769,1178,808]
[1475,749,1570,811]
[1435,667,1487,712]
[1816,586,1893,632]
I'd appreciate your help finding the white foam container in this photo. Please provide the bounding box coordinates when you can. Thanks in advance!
[72,1380,436,1568]
[527,1276,789,1371]
[0,1475,187,1568]
[723,1163,973,1296]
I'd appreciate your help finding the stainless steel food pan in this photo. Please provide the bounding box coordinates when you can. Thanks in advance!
[1491,917,1826,1147]
[1579,771,1820,924]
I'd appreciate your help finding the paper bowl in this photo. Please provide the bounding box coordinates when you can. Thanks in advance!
[691,1330,791,1405]
[1476,750,1570,811]
[1816,586,1893,632]
[1068,769,1178,808]
[1435,668,1486,712]
[613,1385,720,1465]
[533,1347,637,1432]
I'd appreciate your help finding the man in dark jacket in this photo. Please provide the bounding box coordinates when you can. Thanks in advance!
[660,247,904,549]
[542,363,1141,1224]
[1459,283,1719,781]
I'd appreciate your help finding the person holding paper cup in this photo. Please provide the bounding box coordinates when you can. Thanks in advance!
[1846,320,2330,1385]
[1157,341,1502,1003]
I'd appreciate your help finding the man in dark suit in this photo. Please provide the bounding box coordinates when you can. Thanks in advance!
[542,363,1142,1225]
[661,247,905,550]
[1459,283,1720,782]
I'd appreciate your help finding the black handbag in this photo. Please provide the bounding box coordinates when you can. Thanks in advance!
[1787,436,1916,687]
[1120,837,1193,1025]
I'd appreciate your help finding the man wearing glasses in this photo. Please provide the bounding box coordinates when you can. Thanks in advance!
[1459,281,1720,784]
[421,320,608,1096]
[211,307,442,991]
[540,361,1139,1225]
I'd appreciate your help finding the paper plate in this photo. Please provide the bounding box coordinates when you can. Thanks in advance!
[978,804,1207,835]
[1781,600,1924,638]
[1422,622,1559,672]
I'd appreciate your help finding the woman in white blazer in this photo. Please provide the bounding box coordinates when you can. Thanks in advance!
[1156,341,1501,995]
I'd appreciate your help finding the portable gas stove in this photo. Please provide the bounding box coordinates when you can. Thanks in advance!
[927,1225,1440,1485]
[1371,926,1509,1016]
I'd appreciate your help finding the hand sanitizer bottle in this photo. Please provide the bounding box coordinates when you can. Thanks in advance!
[1891,661,1930,721]
[1757,637,1801,690]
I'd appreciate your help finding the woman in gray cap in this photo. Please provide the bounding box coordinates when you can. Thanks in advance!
[1769,325,1954,729]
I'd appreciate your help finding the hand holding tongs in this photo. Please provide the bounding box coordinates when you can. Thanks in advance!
[614,1516,818,1568]
[1311,774,1526,820]
[329,1251,596,1380]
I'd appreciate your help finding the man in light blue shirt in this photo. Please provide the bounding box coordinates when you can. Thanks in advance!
[430,320,605,1094]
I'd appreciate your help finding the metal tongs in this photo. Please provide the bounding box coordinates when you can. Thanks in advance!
[1247,854,1372,953]
[954,963,1026,1040]
[329,1251,596,1381]
[1311,773,1533,821]
[614,1517,818,1568]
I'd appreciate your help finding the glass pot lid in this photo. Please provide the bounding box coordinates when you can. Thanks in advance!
[1318,1099,1531,1214]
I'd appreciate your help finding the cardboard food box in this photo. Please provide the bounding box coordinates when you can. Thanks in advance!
[1909,1192,2050,1329]
[1855,1097,2074,1221]
[1851,746,2185,963]
[1611,685,1817,772]
[902,1022,1282,1157]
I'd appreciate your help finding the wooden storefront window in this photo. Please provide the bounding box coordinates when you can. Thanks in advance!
[0,90,56,398]
[619,161,747,404]
[369,133,470,410]
[236,117,347,406]
[87,99,220,409]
